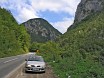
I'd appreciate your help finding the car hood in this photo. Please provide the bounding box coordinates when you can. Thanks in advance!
[26,61,45,65]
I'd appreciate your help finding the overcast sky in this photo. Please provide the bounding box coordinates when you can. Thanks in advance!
[0,0,81,34]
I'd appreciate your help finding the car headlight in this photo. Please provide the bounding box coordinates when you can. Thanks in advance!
[26,64,31,67]
[42,64,46,68]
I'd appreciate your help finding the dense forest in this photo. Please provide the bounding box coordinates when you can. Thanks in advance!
[33,10,104,78]
[0,7,30,57]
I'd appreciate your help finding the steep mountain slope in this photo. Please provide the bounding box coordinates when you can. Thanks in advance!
[35,0,104,78]
[68,0,104,29]
[74,0,104,23]
[23,18,61,42]
[0,8,30,57]
[56,10,104,78]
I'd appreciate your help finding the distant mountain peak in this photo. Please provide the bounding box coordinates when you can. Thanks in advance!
[68,0,104,30]
[74,0,104,24]
[22,18,62,42]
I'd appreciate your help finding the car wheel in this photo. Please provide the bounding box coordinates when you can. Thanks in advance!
[25,70,28,73]
[43,71,45,73]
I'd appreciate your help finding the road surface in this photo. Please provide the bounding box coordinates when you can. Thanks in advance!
[0,53,57,78]
[0,53,31,78]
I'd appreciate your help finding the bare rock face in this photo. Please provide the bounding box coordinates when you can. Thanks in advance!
[74,0,104,24]
[22,18,61,42]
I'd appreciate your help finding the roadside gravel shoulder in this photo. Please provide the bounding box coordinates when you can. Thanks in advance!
[7,63,58,78]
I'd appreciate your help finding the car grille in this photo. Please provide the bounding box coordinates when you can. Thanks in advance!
[31,65,35,67]
[37,66,40,67]
[31,65,41,67]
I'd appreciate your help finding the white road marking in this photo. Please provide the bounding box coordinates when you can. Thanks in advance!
[4,58,18,63]
[16,74,19,78]
[4,62,25,78]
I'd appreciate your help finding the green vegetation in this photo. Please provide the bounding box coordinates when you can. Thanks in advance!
[22,18,62,43]
[0,7,30,57]
[32,11,104,78]
[1,5,104,78]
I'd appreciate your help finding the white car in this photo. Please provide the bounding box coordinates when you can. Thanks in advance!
[25,56,46,73]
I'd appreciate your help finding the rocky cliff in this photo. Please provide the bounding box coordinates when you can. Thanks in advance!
[69,0,104,30]
[74,0,104,23]
[22,18,61,42]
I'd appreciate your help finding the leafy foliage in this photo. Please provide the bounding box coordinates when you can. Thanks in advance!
[0,7,30,57]
[33,11,104,78]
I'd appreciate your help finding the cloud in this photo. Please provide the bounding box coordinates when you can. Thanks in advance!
[51,17,74,34]
[17,7,39,23]
[0,0,7,3]
[0,0,81,33]
[30,0,62,12]
[30,0,80,16]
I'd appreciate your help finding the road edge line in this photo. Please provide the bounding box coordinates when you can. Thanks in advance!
[4,62,25,78]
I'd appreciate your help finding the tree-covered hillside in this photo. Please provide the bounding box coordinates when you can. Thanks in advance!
[35,10,104,78]
[22,18,61,43]
[0,7,30,57]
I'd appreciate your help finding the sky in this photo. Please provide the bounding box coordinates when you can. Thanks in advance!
[0,0,81,34]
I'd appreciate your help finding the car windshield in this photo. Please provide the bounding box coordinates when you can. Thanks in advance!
[28,56,44,62]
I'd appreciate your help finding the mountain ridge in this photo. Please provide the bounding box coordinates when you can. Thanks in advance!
[22,18,62,42]
[68,0,104,30]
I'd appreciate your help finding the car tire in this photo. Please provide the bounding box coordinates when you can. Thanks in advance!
[43,71,45,73]
[25,70,28,73]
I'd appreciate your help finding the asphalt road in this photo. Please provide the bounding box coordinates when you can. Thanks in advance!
[0,53,33,78]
